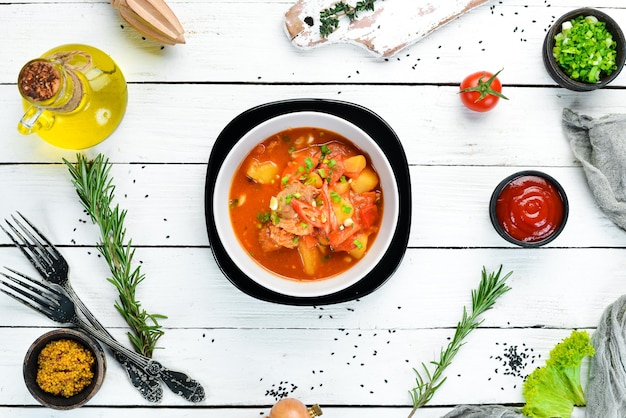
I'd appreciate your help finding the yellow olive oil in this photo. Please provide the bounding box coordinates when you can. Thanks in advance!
[17,44,128,149]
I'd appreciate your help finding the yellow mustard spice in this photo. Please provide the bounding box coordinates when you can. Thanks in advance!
[36,338,95,398]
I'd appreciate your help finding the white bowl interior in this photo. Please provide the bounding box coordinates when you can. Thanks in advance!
[214,111,399,297]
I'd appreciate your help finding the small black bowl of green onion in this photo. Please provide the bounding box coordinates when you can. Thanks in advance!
[543,8,626,91]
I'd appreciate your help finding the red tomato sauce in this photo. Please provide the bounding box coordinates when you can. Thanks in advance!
[495,175,565,243]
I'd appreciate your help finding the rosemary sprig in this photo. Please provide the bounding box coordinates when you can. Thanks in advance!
[407,266,513,417]
[63,153,167,358]
[319,0,377,38]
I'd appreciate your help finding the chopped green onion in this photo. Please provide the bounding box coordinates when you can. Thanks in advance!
[256,211,271,224]
[552,15,618,83]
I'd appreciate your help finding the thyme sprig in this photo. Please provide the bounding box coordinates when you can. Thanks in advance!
[64,153,167,358]
[407,266,513,417]
[319,0,377,38]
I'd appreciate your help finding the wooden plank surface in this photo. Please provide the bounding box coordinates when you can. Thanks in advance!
[0,2,622,85]
[3,83,626,165]
[1,0,625,417]
[0,326,593,407]
[0,164,622,248]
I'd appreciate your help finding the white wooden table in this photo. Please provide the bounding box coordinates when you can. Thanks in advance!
[0,0,625,416]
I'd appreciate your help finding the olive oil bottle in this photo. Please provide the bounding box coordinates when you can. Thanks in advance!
[17,44,128,149]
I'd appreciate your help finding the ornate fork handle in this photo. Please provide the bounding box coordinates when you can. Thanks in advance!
[1,213,164,402]
[75,319,205,403]
[68,288,164,403]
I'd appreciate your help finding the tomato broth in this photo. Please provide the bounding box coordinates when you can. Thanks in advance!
[228,126,384,281]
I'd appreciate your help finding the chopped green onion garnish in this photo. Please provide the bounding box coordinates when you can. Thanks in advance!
[552,15,618,83]
[256,211,271,224]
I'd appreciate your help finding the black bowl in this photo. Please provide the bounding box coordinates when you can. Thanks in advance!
[23,328,106,409]
[204,99,411,305]
[543,8,626,91]
[489,170,569,247]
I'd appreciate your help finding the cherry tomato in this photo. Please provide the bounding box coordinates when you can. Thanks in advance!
[459,69,508,112]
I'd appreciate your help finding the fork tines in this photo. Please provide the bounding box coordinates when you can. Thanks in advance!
[1,212,64,277]
[0,267,62,321]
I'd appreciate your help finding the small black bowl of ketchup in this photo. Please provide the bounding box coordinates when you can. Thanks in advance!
[489,170,569,247]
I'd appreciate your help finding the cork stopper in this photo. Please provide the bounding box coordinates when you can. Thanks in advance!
[18,60,61,102]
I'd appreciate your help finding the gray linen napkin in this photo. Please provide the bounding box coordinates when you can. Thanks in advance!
[586,295,626,418]
[441,405,523,418]
[561,108,626,417]
[562,108,626,229]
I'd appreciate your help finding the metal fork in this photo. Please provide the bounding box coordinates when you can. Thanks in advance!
[1,213,164,402]
[0,267,205,403]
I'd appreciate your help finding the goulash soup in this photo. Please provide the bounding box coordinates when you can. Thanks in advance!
[228,126,384,281]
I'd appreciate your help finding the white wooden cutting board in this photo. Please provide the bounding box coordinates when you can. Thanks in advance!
[285,0,491,58]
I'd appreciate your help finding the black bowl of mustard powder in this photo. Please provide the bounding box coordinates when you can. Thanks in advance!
[23,328,106,409]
